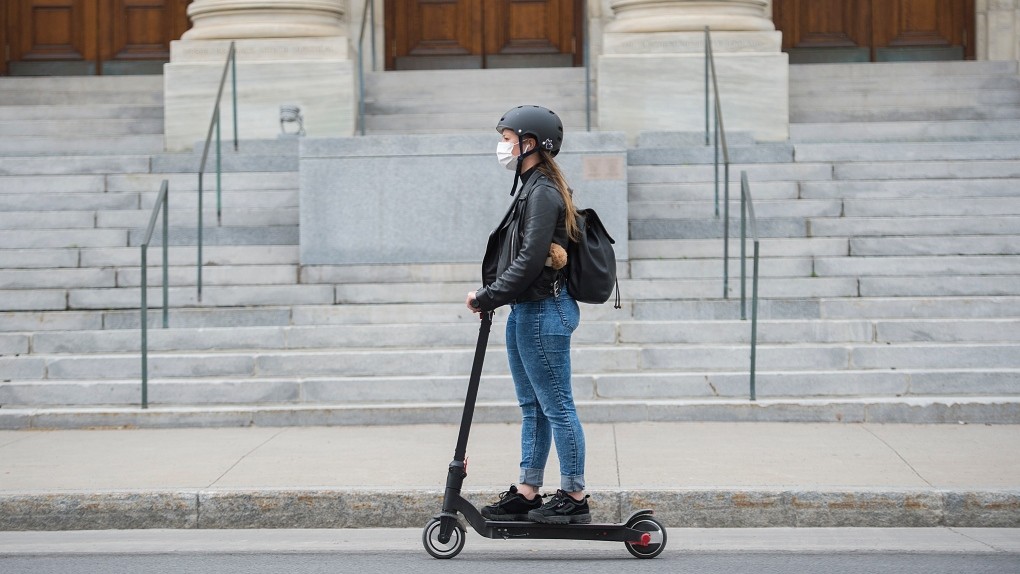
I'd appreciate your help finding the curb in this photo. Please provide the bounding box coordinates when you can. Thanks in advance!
[3,398,1019,430]
[2,488,1018,531]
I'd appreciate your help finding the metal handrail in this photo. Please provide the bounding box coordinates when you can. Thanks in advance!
[357,0,377,136]
[740,171,761,401]
[583,0,591,131]
[197,41,239,301]
[705,26,731,299]
[140,179,170,409]
[705,27,761,401]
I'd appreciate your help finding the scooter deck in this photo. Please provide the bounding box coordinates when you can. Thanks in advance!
[481,518,653,543]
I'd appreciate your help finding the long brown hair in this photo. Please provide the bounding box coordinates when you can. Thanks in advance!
[536,150,580,242]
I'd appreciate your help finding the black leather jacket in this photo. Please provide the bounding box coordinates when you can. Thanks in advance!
[474,170,568,311]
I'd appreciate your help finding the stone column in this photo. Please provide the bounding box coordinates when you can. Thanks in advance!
[598,0,789,142]
[976,0,1020,61]
[163,0,355,151]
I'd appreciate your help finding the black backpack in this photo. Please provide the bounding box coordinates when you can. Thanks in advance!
[566,208,621,308]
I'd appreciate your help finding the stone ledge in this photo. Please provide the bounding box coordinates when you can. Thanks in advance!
[1,488,1016,530]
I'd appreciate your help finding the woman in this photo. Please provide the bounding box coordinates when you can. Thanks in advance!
[465,105,590,525]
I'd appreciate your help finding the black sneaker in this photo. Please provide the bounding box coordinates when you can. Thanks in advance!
[480,485,543,521]
[527,490,591,524]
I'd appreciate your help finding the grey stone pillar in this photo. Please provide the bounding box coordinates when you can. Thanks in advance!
[598,0,789,142]
[163,0,355,151]
[976,0,1020,61]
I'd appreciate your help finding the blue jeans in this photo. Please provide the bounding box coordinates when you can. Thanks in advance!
[506,289,585,492]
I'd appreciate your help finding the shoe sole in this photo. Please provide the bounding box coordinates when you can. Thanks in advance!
[481,511,534,521]
[527,512,592,525]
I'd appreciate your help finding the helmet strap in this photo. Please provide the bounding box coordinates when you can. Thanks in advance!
[509,144,540,196]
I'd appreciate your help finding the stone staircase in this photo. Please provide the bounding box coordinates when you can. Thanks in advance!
[362,67,593,134]
[1,62,1019,428]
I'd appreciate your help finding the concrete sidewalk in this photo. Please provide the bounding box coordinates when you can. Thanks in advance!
[1,422,1018,530]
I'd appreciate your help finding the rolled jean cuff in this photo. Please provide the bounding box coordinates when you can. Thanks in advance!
[561,475,585,492]
[520,468,545,488]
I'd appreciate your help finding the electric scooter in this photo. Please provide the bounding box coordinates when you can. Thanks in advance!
[422,311,667,559]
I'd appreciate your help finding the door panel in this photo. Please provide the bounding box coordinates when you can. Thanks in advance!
[387,0,481,69]
[9,0,98,74]
[484,0,575,67]
[4,0,190,75]
[774,0,974,63]
[386,0,580,70]
[775,0,871,62]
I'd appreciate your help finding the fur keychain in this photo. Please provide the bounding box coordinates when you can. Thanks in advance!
[547,243,567,270]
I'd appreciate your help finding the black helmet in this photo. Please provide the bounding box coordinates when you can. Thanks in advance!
[496,105,563,157]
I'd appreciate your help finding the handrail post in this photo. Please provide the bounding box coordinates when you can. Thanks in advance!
[140,180,169,409]
[705,26,710,147]
[161,184,169,329]
[216,110,222,226]
[750,237,759,401]
[584,0,591,131]
[198,169,204,302]
[231,43,238,152]
[740,171,748,319]
[141,245,148,409]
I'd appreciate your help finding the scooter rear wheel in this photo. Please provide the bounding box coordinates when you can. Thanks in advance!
[422,517,466,559]
[625,515,667,559]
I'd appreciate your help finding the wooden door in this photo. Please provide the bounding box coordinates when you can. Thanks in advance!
[774,0,974,63]
[4,0,190,75]
[385,0,580,70]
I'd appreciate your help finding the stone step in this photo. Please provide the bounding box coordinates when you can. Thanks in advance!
[46,316,1010,350]
[842,197,1020,217]
[151,154,299,173]
[4,341,1017,383]
[0,245,299,271]
[0,156,152,176]
[629,199,841,220]
[0,175,107,194]
[808,215,1020,237]
[629,238,850,260]
[792,88,1020,110]
[3,366,1019,408]
[0,104,162,121]
[813,255,1020,277]
[791,105,1020,123]
[627,144,794,165]
[789,74,1020,95]
[64,284,334,311]
[0,229,129,249]
[630,257,811,279]
[629,181,798,202]
[794,141,1020,163]
[3,395,1019,426]
[106,172,299,193]
[124,225,299,247]
[788,60,1018,81]
[801,179,1020,199]
[364,110,592,133]
[834,160,1020,181]
[790,120,1020,143]
[818,296,1020,319]
[859,275,1020,297]
[630,217,807,240]
[0,118,164,137]
[0,189,298,212]
[849,236,1020,257]
[0,192,141,212]
[0,135,165,157]
[629,163,834,184]
[97,207,299,228]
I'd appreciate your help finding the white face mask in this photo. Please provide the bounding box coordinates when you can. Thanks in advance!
[496,141,518,170]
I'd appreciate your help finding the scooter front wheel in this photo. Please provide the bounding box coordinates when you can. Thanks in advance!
[422,517,466,559]
[625,515,667,559]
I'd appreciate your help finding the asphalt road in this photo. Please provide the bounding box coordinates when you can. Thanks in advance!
[1,528,1018,574]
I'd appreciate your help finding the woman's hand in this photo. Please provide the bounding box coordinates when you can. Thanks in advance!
[466,291,480,313]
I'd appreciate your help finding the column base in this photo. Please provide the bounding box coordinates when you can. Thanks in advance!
[597,31,789,143]
[163,37,355,151]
